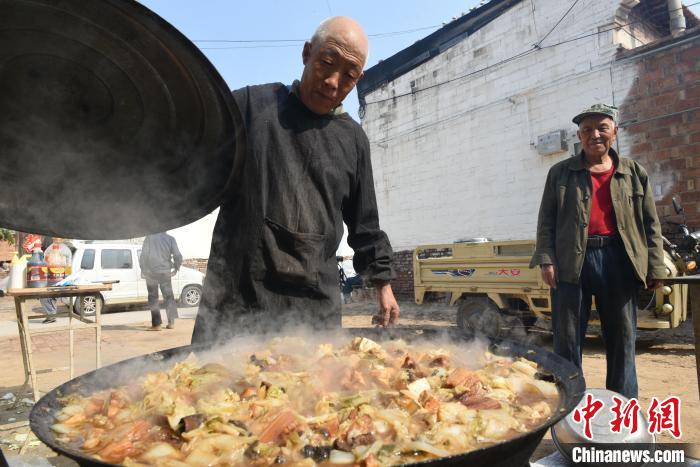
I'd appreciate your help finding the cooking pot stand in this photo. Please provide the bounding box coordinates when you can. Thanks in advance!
[0,0,244,239]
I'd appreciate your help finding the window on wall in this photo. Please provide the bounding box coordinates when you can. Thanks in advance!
[101,249,133,269]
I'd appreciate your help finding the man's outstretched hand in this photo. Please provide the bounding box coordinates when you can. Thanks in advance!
[372,282,400,327]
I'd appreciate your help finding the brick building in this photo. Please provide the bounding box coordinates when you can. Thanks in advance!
[357,0,700,298]
[0,240,15,266]
[616,32,700,224]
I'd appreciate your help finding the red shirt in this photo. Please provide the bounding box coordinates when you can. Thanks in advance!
[588,164,617,236]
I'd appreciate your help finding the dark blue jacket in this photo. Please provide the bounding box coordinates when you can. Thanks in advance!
[139,233,182,278]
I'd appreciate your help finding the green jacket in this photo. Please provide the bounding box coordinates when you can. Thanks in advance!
[530,149,666,284]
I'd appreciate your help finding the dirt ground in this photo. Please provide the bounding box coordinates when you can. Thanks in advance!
[0,297,698,463]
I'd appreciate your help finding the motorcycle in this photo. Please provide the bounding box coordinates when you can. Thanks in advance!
[665,196,700,276]
[337,255,363,303]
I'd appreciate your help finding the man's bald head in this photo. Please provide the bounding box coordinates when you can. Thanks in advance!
[299,16,368,114]
[309,16,369,67]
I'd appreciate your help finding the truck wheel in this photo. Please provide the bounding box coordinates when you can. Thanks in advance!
[457,298,504,338]
[521,315,537,330]
[74,294,103,318]
[636,329,661,347]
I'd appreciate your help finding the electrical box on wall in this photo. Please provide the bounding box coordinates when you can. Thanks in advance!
[537,130,568,155]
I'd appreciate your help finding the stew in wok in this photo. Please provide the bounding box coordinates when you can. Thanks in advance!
[49,335,559,466]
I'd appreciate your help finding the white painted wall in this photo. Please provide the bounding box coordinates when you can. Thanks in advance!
[168,210,218,259]
[361,0,661,250]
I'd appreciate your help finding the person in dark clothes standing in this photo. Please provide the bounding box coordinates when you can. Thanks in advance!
[192,16,400,344]
[530,104,665,399]
[139,232,183,330]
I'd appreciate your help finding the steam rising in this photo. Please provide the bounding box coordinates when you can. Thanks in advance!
[61,326,493,403]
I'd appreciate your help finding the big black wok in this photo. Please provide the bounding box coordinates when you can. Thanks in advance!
[30,328,585,467]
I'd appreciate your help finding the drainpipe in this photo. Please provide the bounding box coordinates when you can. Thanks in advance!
[668,0,687,37]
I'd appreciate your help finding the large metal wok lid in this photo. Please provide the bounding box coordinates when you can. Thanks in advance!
[0,0,243,239]
[30,328,585,467]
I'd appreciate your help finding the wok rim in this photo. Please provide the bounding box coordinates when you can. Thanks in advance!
[30,328,586,466]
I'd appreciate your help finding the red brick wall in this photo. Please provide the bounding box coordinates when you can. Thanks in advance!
[390,249,414,299]
[182,258,208,274]
[618,30,700,236]
[0,240,16,263]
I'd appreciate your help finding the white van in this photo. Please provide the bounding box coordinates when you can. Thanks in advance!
[70,242,205,315]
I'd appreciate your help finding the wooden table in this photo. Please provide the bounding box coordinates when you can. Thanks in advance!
[7,284,112,402]
[661,276,700,400]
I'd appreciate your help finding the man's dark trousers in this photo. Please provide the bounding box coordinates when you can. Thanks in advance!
[146,272,178,326]
[551,237,640,399]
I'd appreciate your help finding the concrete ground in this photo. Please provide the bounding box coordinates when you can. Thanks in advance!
[0,296,698,464]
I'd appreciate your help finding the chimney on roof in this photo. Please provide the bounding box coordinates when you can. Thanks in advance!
[668,0,687,37]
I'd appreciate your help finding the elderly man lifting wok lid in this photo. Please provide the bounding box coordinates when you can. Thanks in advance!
[0,12,398,340]
[191,17,400,343]
[530,104,666,399]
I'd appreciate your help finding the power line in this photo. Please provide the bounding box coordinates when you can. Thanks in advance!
[197,25,440,49]
[363,1,699,107]
[192,24,442,45]
[620,24,647,47]
[369,25,442,38]
[362,46,538,105]
[193,0,696,47]
[374,47,537,101]
[540,0,699,49]
[535,0,582,48]
[370,60,620,144]
[194,39,303,43]
[199,44,301,50]
[366,5,700,142]
[191,1,697,53]
[370,61,700,146]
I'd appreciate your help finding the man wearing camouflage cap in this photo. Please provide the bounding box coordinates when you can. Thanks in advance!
[530,104,665,399]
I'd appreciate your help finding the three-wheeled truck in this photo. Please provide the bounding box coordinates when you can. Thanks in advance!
[413,238,688,337]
